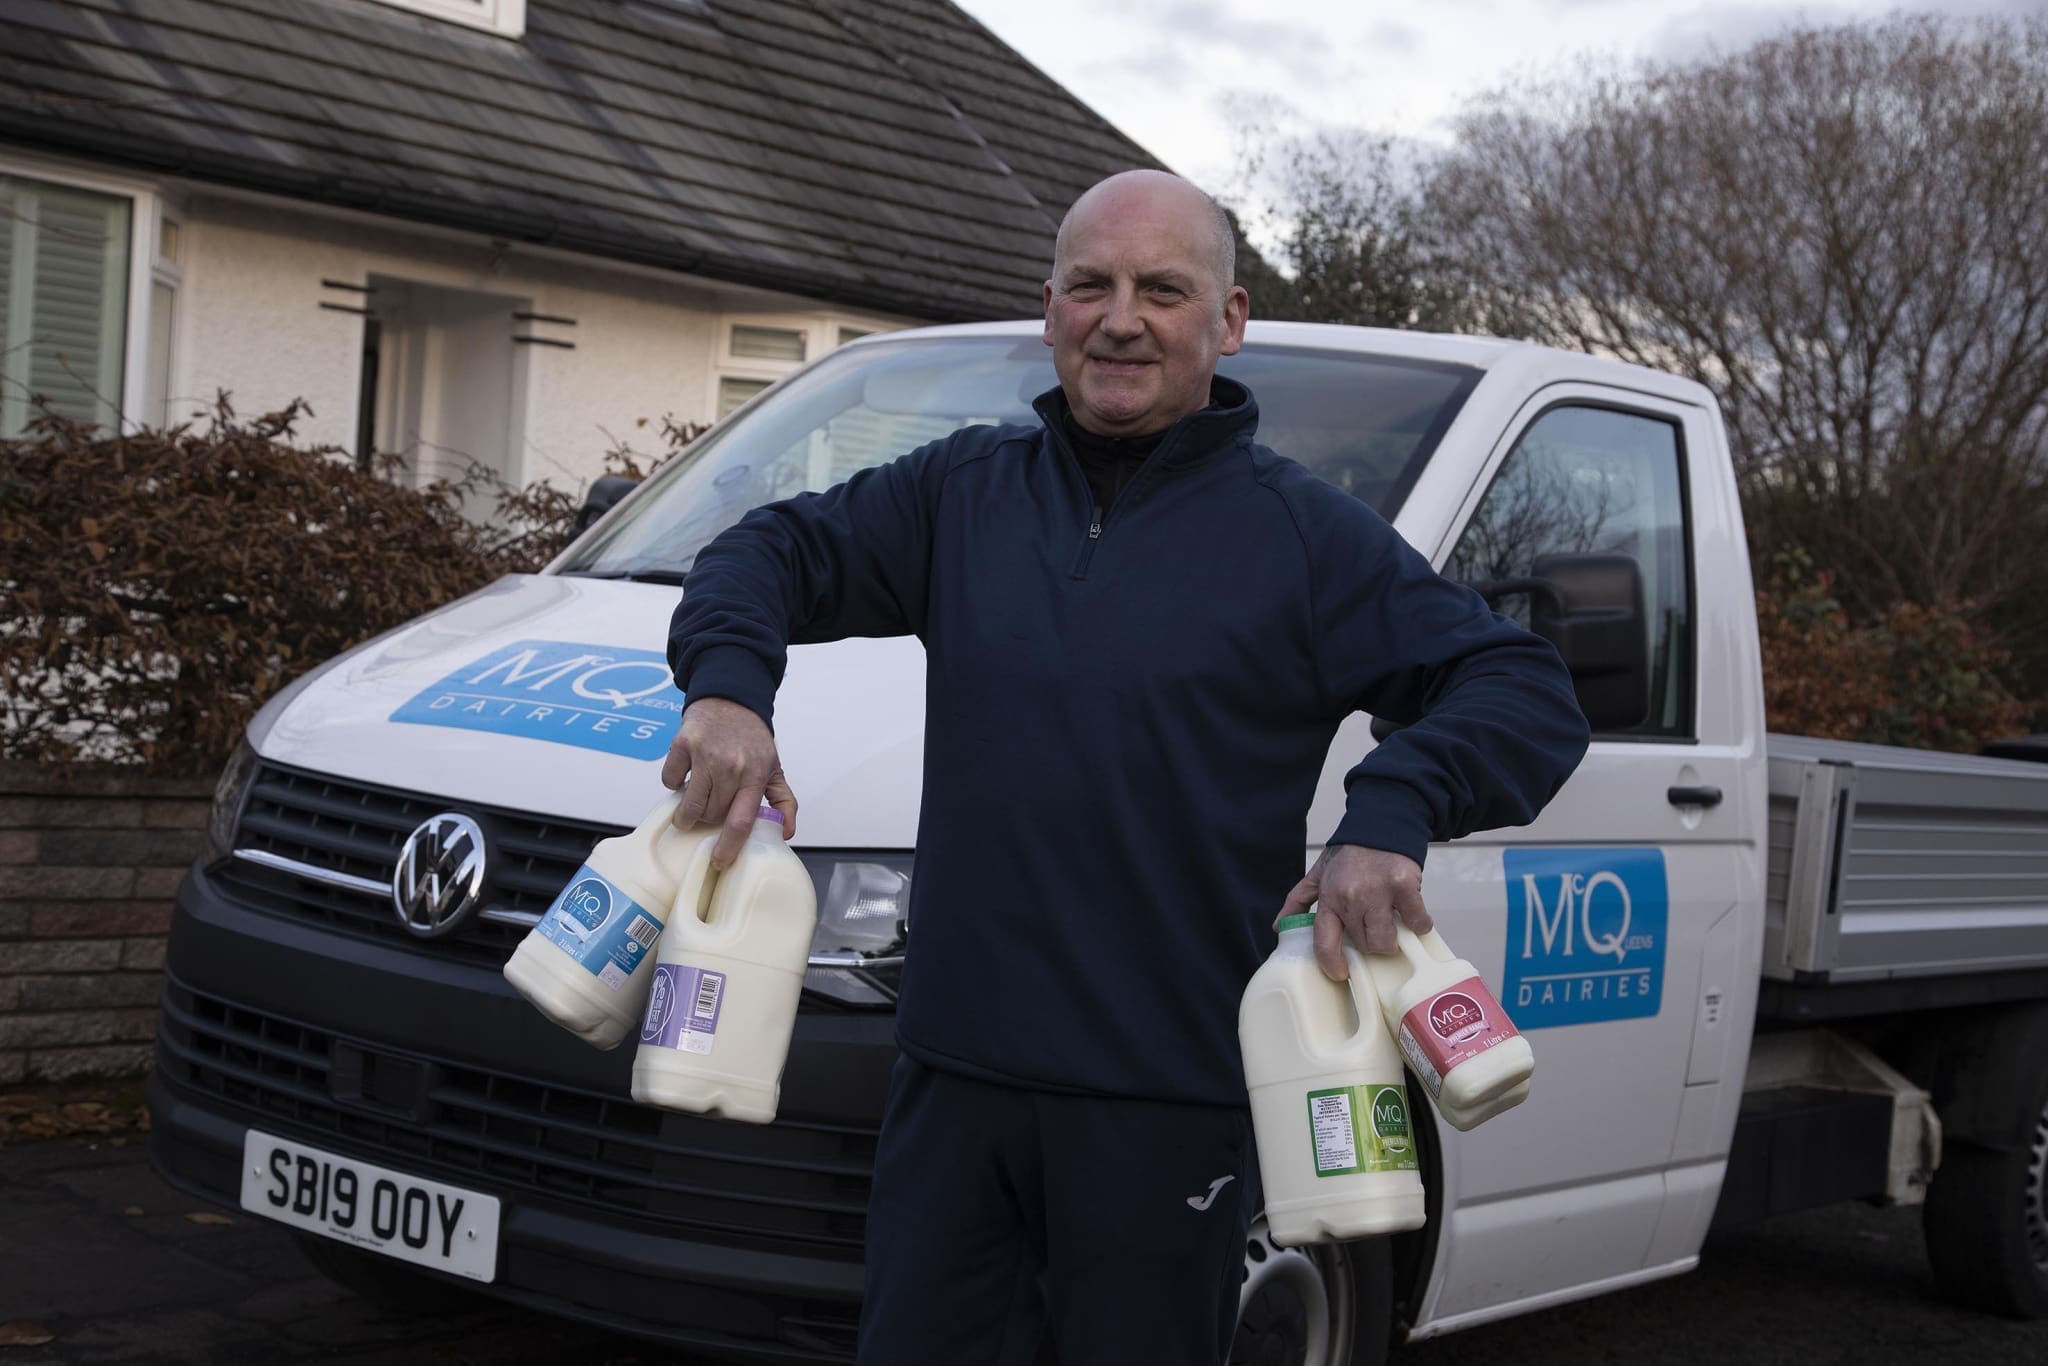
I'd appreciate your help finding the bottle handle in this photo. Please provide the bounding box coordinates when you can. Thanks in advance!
[670,834,722,927]
[638,789,688,843]
[1394,923,1443,972]
[1342,946,1383,1038]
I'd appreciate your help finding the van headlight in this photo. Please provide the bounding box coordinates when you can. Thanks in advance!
[203,739,260,867]
[799,854,910,1007]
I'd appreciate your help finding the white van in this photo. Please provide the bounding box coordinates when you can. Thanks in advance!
[151,321,2048,1363]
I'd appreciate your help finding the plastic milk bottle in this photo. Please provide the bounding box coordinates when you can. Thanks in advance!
[632,806,816,1124]
[1364,926,1534,1131]
[503,793,718,1051]
[1240,912,1426,1246]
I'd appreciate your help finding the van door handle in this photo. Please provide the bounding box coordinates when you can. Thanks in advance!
[1667,785,1723,808]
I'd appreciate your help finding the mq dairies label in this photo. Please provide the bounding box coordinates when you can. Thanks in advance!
[1501,847,1670,1029]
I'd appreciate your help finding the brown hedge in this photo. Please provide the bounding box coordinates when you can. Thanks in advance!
[1756,553,2033,751]
[8,397,2026,778]
[0,398,609,777]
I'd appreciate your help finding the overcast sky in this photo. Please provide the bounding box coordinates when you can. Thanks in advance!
[952,0,2036,201]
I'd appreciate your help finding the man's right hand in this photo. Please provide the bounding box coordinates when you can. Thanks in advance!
[661,697,798,870]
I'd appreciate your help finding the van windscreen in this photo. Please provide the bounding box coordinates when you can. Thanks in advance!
[557,336,1479,581]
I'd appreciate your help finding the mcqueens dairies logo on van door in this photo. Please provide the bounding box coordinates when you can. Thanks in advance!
[390,639,684,760]
[1501,848,1669,1029]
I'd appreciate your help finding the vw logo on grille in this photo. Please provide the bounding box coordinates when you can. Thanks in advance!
[391,813,488,938]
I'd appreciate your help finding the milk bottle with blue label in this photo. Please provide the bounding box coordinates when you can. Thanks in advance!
[1240,911,1426,1246]
[503,793,718,1050]
[1363,925,1534,1131]
[632,806,816,1125]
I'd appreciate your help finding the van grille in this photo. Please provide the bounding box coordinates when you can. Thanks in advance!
[155,978,876,1255]
[216,764,619,964]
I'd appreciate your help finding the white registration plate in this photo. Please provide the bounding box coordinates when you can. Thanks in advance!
[239,1128,501,1282]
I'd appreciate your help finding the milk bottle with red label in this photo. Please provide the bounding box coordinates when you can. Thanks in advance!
[1240,912,1426,1246]
[1364,925,1534,1131]
[631,807,816,1124]
[503,793,718,1050]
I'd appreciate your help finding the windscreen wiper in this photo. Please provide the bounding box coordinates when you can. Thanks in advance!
[558,567,689,586]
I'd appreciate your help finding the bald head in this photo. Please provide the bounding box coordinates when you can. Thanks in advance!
[1041,169,1251,436]
[1054,170,1236,294]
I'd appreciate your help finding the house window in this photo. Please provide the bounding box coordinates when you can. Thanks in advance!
[715,317,809,424]
[731,325,807,364]
[711,316,895,427]
[0,172,132,438]
[718,376,772,418]
[363,0,526,38]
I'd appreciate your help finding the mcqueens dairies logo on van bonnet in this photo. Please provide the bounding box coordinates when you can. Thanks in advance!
[391,639,685,760]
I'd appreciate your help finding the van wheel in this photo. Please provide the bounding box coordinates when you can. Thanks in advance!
[1923,1010,2048,1319]
[294,1234,474,1315]
[1231,1214,1392,1366]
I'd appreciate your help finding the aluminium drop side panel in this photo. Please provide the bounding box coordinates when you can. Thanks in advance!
[1764,735,2048,982]
[1762,755,1851,979]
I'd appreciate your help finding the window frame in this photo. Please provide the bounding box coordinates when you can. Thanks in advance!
[362,0,526,39]
[709,310,898,425]
[0,152,162,437]
[143,208,184,430]
[1439,392,1702,745]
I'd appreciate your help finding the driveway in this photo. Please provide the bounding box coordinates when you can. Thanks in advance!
[3,1132,2046,1365]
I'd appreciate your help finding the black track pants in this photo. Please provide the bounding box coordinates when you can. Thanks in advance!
[855,1056,1255,1366]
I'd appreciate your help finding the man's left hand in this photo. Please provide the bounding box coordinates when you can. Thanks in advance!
[1275,846,1433,981]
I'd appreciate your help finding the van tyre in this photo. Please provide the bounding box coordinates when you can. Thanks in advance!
[1231,1214,1392,1366]
[293,1233,476,1315]
[1923,1007,2048,1319]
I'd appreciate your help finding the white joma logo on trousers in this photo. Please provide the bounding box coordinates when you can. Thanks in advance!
[1186,1175,1235,1211]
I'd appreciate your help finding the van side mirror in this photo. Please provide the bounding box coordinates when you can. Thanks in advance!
[572,473,641,538]
[1467,552,1651,733]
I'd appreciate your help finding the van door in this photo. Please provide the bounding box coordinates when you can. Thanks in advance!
[1356,385,1763,1331]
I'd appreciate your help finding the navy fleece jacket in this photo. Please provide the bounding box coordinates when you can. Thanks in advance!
[669,379,1589,1106]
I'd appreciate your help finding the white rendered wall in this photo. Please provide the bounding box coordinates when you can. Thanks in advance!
[171,193,910,494]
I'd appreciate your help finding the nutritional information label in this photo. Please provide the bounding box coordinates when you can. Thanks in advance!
[1310,1092,1359,1174]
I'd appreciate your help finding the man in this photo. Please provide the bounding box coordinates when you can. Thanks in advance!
[663,170,1589,1364]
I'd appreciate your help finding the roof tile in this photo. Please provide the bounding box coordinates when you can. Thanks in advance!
[0,0,1166,320]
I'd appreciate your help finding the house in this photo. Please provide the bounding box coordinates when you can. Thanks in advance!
[0,0,1162,492]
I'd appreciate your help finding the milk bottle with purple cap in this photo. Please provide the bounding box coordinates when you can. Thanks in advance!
[632,805,816,1124]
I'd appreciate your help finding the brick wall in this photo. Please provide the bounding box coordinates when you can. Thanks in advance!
[0,763,212,1085]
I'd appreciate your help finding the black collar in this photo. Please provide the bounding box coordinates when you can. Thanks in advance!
[1062,413,1165,464]
[1033,376,1259,468]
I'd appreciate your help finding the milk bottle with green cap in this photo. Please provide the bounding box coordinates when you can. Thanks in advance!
[1240,910,1426,1246]
[632,805,816,1124]
[1363,925,1534,1131]
[503,793,718,1050]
